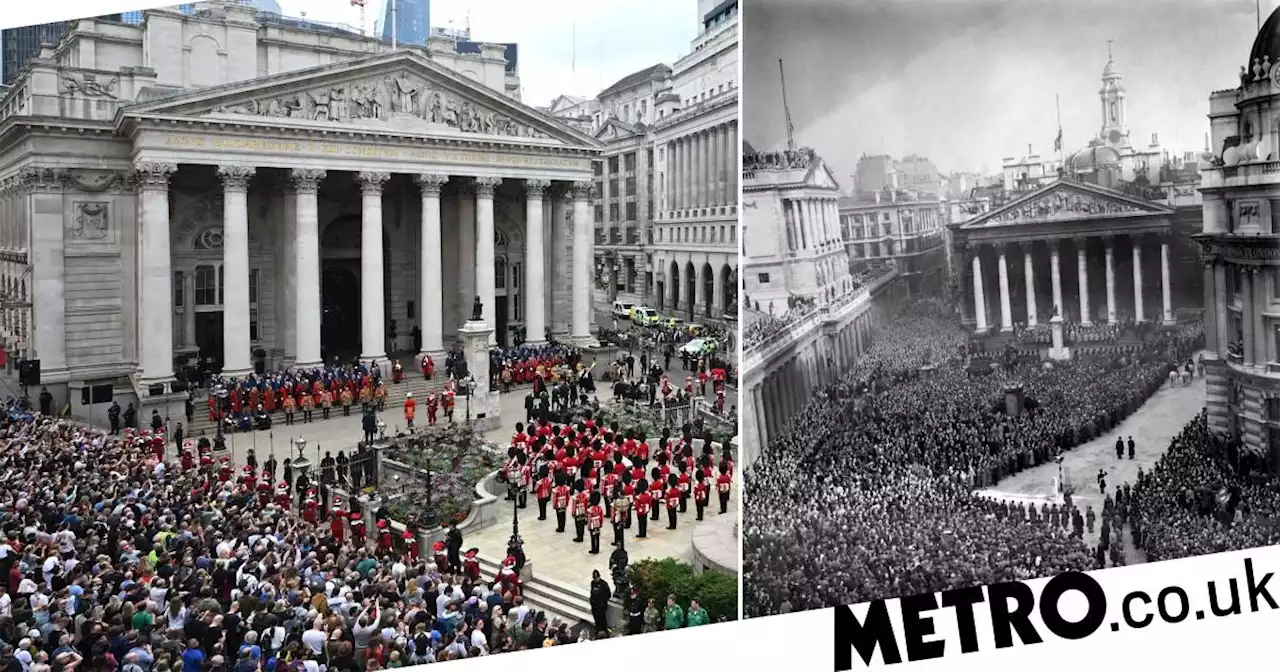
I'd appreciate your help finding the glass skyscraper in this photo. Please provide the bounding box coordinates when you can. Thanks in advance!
[381,0,430,45]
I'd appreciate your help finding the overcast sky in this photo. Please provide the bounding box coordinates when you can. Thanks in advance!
[279,0,697,107]
[744,0,1261,180]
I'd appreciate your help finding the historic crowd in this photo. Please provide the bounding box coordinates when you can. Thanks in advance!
[743,300,1198,615]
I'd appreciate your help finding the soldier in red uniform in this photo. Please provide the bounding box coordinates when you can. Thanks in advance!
[282,393,296,425]
[425,391,439,425]
[665,474,681,530]
[716,463,732,514]
[421,354,434,380]
[350,511,366,546]
[534,466,553,521]
[551,474,571,533]
[610,487,630,548]
[693,477,709,521]
[714,387,726,414]
[571,481,589,543]
[463,548,481,582]
[218,458,233,483]
[586,492,605,555]
[443,389,455,423]
[648,468,664,523]
[497,556,520,596]
[677,463,692,513]
[300,392,314,423]
[263,386,276,414]
[256,478,272,508]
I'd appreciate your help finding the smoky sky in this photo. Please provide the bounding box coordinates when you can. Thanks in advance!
[744,0,1259,181]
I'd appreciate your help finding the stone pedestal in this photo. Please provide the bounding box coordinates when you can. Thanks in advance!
[1048,315,1070,361]
[458,319,501,432]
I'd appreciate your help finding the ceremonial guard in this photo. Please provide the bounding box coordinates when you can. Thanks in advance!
[572,481,590,543]
[319,388,332,420]
[404,392,417,429]
[358,384,372,412]
[338,386,353,416]
[534,466,553,521]
[716,463,732,514]
[330,501,346,542]
[443,388,456,423]
[350,511,367,547]
[463,548,481,582]
[633,479,651,539]
[426,391,439,425]
[374,382,388,412]
[402,528,419,563]
[587,492,605,554]
[392,360,404,384]
[300,390,315,423]
[552,474,571,533]
[302,490,319,524]
[610,488,630,547]
[677,463,691,513]
[664,475,681,530]
[432,540,450,573]
[693,476,709,521]
[421,354,434,380]
[498,556,521,596]
[282,392,296,425]
[274,481,291,510]
[714,386,726,414]
[376,519,393,552]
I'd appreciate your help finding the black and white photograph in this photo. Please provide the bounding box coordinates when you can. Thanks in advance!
[740,0,1279,618]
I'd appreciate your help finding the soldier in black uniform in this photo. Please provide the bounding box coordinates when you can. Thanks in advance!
[1127,436,1136,460]
[1115,436,1124,460]
[123,403,137,429]
[320,451,335,484]
[263,453,277,482]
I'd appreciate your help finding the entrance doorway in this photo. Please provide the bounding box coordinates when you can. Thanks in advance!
[321,262,361,360]
[496,298,509,346]
[195,311,225,373]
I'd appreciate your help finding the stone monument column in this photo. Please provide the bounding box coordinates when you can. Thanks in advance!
[415,173,448,362]
[1049,315,1070,360]
[291,169,326,368]
[357,171,391,373]
[523,179,550,345]
[135,162,178,385]
[457,297,500,431]
[218,165,255,378]
[473,177,502,346]
[1160,238,1174,325]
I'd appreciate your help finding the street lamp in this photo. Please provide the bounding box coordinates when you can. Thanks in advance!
[376,419,387,442]
[511,485,520,538]
[463,374,475,422]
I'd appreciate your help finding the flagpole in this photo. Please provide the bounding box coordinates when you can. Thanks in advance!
[391,0,398,48]
[1056,93,1064,174]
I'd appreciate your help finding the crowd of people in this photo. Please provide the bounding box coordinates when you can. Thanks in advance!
[490,344,581,392]
[743,300,1190,616]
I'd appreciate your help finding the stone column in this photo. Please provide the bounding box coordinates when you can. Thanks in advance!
[1104,237,1117,324]
[1077,240,1092,325]
[135,162,178,385]
[1202,262,1218,355]
[275,177,296,368]
[1252,268,1267,366]
[1050,242,1063,318]
[728,122,738,207]
[1160,239,1174,324]
[570,181,593,344]
[1242,268,1255,367]
[550,191,570,339]
[217,166,255,377]
[996,243,1013,332]
[415,173,448,360]
[1214,263,1228,356]
[524,178,550,345]
[290,169,325,368]
[677,137,687,211]
[1022,243,1037,326]
[709,126,721,207]
[473,177,502,346]
[971,248,988,332]
[457,184,476,331]
[24,167,67,377]
[357,171,390,370]
[1132,237,1145,322]
[691,131,702,209]
[182,272,196,348]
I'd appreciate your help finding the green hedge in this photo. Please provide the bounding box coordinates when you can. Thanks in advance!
[627,558,738,624]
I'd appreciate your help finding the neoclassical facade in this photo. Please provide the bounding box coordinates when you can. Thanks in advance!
[950,179,1179,332]
[0,24,601,421]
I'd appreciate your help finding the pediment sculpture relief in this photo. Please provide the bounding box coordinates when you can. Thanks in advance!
[213,71,549,139]
[988,191,1146,224]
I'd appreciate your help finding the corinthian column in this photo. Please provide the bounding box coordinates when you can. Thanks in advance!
[415,173,448,360]
[1077,240,1092,325]
[1132,237,1145,322]
[290,168,326,368]
[1022,243,1037,326]
[1104,237,1117,324]
[1160,239,1174,325]
[217,165,255,378]
[971,248,988,332]
[1050,241,1063,317]
[571,181,593,344]
[136,163,178,385]
[524,179,550,345]
[996,243,1013,332]
[357,171,391,371]
[474,176,502,345]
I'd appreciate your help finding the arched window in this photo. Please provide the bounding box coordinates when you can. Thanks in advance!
[194,227,225,250]
[495,256,507,290]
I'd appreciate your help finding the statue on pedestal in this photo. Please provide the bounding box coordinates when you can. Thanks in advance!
[471,296,483,322]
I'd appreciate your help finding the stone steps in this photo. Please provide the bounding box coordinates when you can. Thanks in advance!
[475,553,619,634]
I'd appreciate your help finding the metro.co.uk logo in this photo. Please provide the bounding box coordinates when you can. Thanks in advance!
[834,558,1277,670]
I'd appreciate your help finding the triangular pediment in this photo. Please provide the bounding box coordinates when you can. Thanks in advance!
[808,159,840,191]
[118,51,602,148]
[593,118,638,142]
[960,179,1173,230]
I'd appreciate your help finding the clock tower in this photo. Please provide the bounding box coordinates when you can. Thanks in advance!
[1099,42,1128,147]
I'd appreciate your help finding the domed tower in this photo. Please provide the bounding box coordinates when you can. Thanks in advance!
[1099,44,1128,147]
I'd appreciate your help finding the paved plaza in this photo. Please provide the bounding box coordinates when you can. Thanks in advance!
[980,376,1206,561]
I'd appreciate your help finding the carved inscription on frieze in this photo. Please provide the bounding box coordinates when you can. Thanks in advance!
[158,134,589,170]
[212,71,549,139]
[989,191,1146,224]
